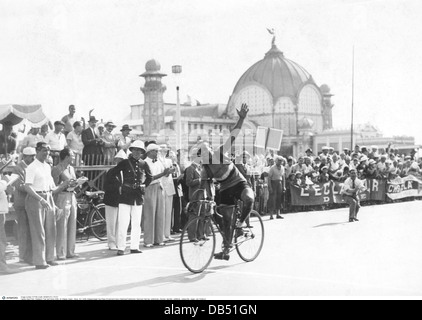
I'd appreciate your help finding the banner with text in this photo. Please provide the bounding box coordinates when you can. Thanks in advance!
[386,176,422,200]
[290,179,387,206]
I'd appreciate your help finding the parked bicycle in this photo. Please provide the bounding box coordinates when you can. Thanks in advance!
[179,199,264,273]
[76,190,107,241]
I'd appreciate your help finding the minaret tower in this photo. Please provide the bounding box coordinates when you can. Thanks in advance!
[140,59,167,138]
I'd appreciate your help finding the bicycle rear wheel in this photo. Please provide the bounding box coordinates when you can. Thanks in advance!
[180,216,216,273]
[89,203,107,241]
[235,210,264,262]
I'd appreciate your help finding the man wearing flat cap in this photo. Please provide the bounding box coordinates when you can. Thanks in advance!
[11,147,36,265]
[81,116,104,166]
[45,120,67,165]
[110,140,153,255]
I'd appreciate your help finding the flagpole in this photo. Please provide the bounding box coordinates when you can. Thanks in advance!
[350,45,355,151]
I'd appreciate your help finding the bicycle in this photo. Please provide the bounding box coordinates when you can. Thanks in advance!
[179,199,264,273]
[76,190,107,241]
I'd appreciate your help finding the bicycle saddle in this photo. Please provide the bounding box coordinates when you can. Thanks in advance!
[85,190,105,198]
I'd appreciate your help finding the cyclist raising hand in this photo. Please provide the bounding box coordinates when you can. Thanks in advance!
[195,103,254,260]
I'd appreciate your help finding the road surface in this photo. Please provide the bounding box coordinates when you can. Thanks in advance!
[1,199,422,298]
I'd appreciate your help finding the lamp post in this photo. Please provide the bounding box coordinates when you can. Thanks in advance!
[172,65,182,152]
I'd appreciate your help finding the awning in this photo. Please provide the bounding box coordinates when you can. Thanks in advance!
[0,104,48,126]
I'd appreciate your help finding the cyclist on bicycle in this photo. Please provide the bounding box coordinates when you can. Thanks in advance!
[194,103,254,260]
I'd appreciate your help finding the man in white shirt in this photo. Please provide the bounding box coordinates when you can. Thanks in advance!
[45,121,67,165]
[340,168,366,222]
[66,121,84,165]
[24,142,69,269]
[19,126,44,151]
[143,143,173,247]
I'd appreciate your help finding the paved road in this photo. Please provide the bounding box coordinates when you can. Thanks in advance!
[1,199,422,298]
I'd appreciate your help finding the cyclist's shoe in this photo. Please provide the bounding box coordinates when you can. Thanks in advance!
[235,220,247,228]
[235,228,244,238]
[213,252,230,261]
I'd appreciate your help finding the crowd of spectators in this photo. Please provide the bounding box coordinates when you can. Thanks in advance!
[1,103,422,273]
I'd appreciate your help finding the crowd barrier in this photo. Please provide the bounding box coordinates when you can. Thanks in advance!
[290,175,422,206]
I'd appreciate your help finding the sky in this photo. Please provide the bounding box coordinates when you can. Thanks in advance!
[1,0,422,144]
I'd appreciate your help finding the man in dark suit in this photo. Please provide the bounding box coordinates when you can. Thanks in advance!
[11,147,36,265]
[81,116,103,166]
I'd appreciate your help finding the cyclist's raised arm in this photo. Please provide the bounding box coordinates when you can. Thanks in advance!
[222,103,249,152]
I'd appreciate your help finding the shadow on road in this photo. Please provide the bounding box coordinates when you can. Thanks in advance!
[72,263,242,297]
[313,221,348,228]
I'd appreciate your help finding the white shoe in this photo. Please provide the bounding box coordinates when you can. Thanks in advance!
[165,237,175,242]
[236,221,247,228]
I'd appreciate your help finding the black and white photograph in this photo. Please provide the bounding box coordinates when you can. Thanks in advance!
[1,0,422,303]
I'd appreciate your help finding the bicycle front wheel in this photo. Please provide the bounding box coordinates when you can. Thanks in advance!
[235,210,264,262]
[180,216,216,273]
[89,203,107,241]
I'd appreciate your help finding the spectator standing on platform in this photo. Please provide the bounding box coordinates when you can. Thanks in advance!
[45,121,67,165]
[11,147,36,265]
[143,143,173,247]
[19,126,44,151]
[81,116,103,166]
[39,123,49,140]
[101,121,117,165]
[113,141,152,255]
[116,124,133,154]
[340,168,365,222]
[61,105,77,136]
[66,121,84,165]
[51,147,79,260]
[103,149,126,251]
[268,156,285,220]
[24,142,70,269]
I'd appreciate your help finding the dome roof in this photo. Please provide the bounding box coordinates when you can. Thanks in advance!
[231,44,312,101]
[140,59,167,77]
[146,59,161,72]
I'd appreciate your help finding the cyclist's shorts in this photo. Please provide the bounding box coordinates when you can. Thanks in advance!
[219,181,251,205]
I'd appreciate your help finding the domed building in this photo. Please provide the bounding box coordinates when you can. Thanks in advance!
[226,38,333,155]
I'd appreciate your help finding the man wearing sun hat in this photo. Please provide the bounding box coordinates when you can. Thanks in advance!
[111,140,153,255]
[103,149,127,251]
